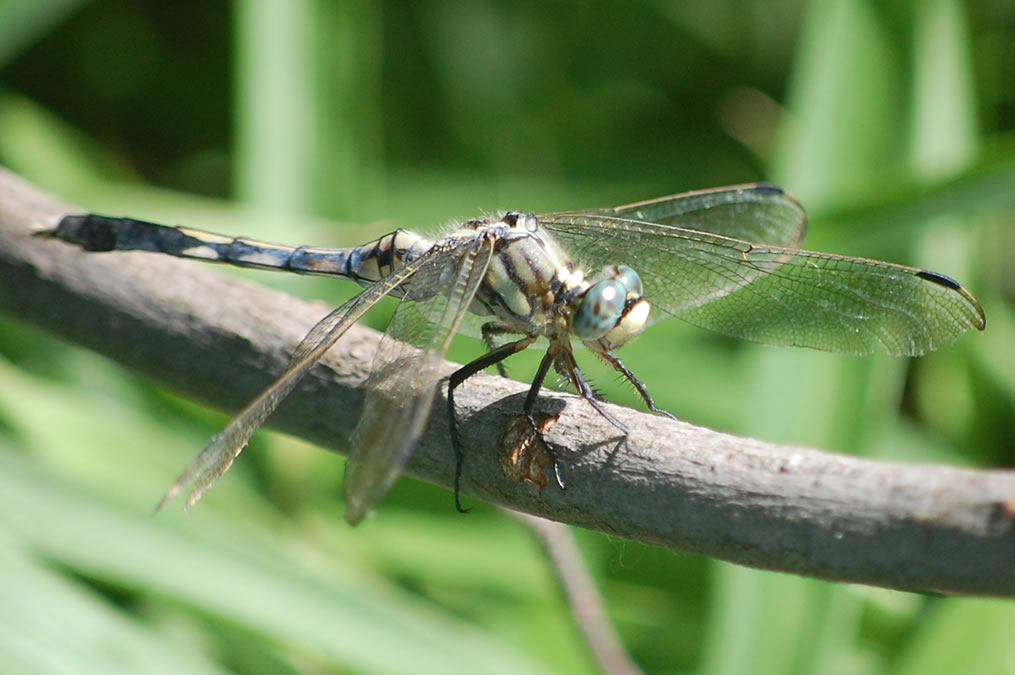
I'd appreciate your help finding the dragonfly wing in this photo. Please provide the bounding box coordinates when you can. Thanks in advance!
[544,183,807,248]
[452,185,804,345]
[344,235,495,525]
[156,261,422,511]
[541,215,984,356]
[671,247,985,355]
[542,214,788,327]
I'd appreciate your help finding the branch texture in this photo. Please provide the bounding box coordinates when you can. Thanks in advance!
[2,167,1013,596]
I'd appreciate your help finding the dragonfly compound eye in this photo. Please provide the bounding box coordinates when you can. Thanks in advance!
[611,264,643,298]
[573,279,627,340]
[580,265,651,349]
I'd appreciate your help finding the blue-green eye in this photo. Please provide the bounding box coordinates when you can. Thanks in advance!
[612,265,642,297]
[573,279,627,340]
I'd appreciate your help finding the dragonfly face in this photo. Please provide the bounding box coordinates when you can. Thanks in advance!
[40,183,986,524]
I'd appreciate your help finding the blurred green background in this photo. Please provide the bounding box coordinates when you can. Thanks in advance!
[1,1,1014,673]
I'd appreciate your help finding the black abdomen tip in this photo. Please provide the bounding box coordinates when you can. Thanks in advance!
[55,214,120,251]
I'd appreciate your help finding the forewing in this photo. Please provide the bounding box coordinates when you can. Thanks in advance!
[343,235,495,524]
[541,214,984,356]
[156,261,422,511]
[544,183,807,248]
[541,214,786,328]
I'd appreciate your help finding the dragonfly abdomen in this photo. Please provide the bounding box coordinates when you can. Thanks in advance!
[44,215,432,285]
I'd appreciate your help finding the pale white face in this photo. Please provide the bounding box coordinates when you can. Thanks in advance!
[596,296,651,351]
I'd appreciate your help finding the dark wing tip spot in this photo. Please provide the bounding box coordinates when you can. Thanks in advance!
[916,269,987,330]
[751,182,785,196]
[916,269,961,290]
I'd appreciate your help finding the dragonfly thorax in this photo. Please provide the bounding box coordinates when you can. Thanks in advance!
[469,214,651,352]
[466,213,575,334]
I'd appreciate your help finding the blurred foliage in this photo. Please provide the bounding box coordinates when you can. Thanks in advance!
[1,0,1014,673]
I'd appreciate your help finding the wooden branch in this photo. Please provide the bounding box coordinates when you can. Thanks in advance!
[2,167,1014,596]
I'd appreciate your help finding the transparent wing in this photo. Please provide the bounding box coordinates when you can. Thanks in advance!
[543,182,807,248]
[156,254,430,511]
[343,235,495,525]
[540,213,985,356]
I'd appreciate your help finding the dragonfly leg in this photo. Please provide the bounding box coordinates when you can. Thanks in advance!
[481,322,518,378]
[596,351,676,419]
[550,348,630,434]
[518,351,565,489]
[514,346,628,491]
[448,335,536,512]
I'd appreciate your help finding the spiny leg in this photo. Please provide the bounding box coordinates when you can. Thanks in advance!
[597,351,676,419]
[448,335,535,512]
[551,348,629,433]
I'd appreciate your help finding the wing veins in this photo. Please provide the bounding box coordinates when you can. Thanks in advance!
[156,255,431,511]
[343,234,496,523]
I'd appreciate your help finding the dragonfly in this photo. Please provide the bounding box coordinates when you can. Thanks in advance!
[40,183,986,524]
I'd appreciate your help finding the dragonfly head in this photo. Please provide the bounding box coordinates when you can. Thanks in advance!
[500,211,539,232]
[572,265,651,351]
